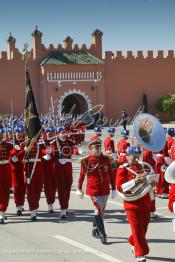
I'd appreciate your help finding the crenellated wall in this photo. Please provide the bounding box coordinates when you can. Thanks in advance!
[104,50,175,121]
[0,28,175,121]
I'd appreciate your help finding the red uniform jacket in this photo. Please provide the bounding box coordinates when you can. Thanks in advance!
[0,141,13,162]
[10,141,25,176]
[142,148,155,168]
[170,140,175,160]
[116,163,151,210]
[78,154,115,196]
[166,137,174,151]
[168,184,175,212]
[104,136,115,153]
[51,138,74,160]
[117,138,130,155]
[23,142,45,178]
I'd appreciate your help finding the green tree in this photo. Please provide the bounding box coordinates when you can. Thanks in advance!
[156,94,175,121]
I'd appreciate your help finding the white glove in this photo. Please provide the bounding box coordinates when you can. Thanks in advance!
[43,154,51,161]
[24,146,29,152]
[76,189,84,199]
[111,190,117,199]
[112,153,117,161]
[173,202,175,213]
[58,159,66,165]
[11,156,18,162]
[14,145,20,151]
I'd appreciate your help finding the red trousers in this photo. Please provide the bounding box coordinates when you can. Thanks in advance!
[25,163,43,211]
[126,208,150,257]
[11,163,26,207]
[43,160,56,205]
[0,164,11,212]
[54,161,73,210]
[156,170,169,194]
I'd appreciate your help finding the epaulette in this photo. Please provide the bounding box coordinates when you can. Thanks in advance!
[104,153,113,162]
[119,163,128,168]
[50,139,56,144]
[79,155,89,164]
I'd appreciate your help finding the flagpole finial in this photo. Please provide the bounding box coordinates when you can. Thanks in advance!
[22,43,31,70]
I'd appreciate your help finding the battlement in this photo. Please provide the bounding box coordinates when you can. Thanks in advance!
[106,50,175,61]
[0,29,175,63]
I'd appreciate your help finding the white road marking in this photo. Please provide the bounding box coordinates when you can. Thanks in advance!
[53,235,123,262]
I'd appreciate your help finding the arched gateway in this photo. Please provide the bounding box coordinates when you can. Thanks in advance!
[57,89,92,116]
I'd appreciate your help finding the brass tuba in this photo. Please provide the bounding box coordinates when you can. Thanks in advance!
[117,160,155,201]
[117,113,166,201]
[165,161,175,184]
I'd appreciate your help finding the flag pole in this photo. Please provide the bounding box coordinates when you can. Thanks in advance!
[22,43,31,184]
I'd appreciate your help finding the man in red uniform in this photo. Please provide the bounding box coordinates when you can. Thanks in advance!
[23,140,45,221]
[104,127,118,182]
[141,147,157,218]
[10,126,26,215]
[52,126,75,219]
[166,128,174,155]
[89,127,102,145]
[155,150,169,199]
[0,128,13,224]
[117,129,130,164]
[77,139,116,244]
[168,184,175,214]
[104,127,115,155]
[116,146,156,262]
[42,127,56,213]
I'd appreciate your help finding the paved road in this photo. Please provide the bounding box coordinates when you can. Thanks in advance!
[1,127,175,262]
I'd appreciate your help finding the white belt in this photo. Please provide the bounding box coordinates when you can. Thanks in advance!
[25,159,41,163]
[59,159,71,163]
[0,160,9,164]
[119,153,126,156]
[156,154,163,157]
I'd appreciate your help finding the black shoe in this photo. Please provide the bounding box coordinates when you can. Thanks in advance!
[0,218,5,224]
[17,210,22,216]
[94,215,107,244]
[10,188,14,194]
[48,209,54,214]
[31,216,37,222]
[60,215,66,219]
[92,228,100,238]
[22,208,25,211]
[100,234,107,244]
[4,215,7,220]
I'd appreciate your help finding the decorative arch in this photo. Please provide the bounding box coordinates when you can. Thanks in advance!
[57,88,92,116]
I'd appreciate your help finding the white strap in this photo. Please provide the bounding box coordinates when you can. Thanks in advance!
[122,179,135,192]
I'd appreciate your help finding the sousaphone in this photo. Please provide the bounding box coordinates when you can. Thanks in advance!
[117,113,166,201]
[133,113,166,152]
[165,161,175,184]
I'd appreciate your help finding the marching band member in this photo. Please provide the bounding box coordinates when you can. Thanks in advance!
[42,127,56,213]
[0,128,13,224]
[104,127,118,182]
[89,127,102,144]
[141,147,158,218]
[52,126,75,219]
[168,184,175,214]
[117,129,130,164]
[166,128,175,154]
[104,127,115,155]
[9,126,26,215]
[23,139,45,221]
[116,146,156,262]
[155,149,169,199]
[77,139,116,244]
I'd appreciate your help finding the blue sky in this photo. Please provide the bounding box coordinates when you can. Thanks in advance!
[0,0,174,53]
